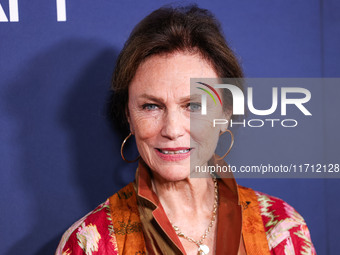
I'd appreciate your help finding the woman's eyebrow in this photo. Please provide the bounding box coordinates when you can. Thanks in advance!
[139,94,165,104]
[179,94,202,103]
[139,94,202,104]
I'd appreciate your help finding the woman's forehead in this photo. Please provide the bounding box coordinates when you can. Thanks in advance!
[130,52,218,94]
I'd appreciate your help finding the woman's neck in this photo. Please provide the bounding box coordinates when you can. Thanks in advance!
[151,174,216,220]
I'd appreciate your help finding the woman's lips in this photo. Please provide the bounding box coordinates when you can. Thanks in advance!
[155,147,192,161]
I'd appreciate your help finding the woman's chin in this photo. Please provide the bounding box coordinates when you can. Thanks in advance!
[150,166,191,183]
[144,151,212,182]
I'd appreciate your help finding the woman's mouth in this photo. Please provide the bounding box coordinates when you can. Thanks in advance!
[156,148,191,154]
[155,147,192,161]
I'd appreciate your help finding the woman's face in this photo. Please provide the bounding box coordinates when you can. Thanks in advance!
[127,52,228,182]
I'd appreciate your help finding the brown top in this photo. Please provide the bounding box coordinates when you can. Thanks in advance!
[133,158,243,255]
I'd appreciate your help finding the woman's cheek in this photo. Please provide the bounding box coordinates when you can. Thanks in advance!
[190,116,215,138]
[191,118,220,153]
[190,108,226,143]
[133,114,163,139]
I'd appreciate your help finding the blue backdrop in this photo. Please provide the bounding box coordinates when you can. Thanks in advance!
[1,0,339,254]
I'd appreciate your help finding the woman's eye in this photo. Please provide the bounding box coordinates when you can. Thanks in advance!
[142,104,159,111]
[187,102,201,112]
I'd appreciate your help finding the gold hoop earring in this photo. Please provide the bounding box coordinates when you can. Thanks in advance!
[214,129,234,161]
[121,133,140,163]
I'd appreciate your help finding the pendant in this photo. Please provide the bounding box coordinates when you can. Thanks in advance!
[198,244,209,255]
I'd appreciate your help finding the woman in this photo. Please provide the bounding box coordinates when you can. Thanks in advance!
[56,5,315,255]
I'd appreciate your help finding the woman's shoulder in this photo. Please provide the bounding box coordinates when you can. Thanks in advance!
[55,182,138,254]
[55,198,119,255]
[238,185,316,254]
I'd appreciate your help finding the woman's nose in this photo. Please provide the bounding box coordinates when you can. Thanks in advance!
[160,109,186,140]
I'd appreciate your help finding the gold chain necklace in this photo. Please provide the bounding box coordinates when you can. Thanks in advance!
[171,177,218,255]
